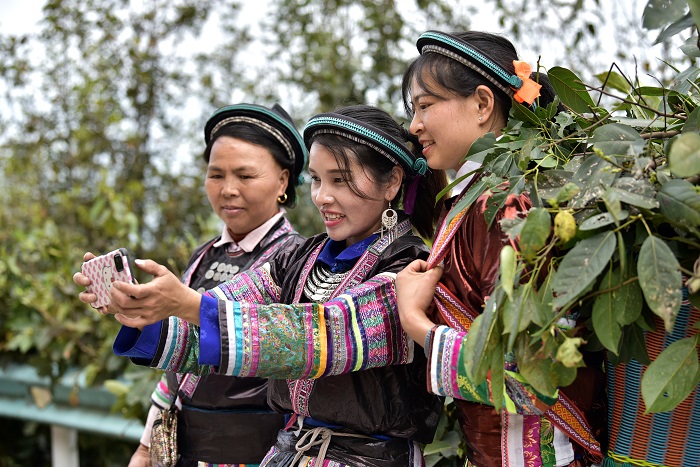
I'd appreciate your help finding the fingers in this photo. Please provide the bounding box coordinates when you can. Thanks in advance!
[405,259,429,274]
[112,280,145,300]
[425,264,444,281]
[83,251,96,261]
[134,258,167,277]
[73,271,91,287]
[78,291,97,305]
[114,313,148,330]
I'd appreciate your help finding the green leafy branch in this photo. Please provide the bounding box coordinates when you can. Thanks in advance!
[455,52,700,413]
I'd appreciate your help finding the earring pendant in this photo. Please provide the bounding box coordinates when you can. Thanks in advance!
[381,205,398,240]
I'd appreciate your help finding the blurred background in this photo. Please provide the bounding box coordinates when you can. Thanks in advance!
[0,0,694,465]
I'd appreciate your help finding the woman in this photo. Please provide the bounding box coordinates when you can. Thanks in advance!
[81,103,309,467]
[77,105,447,466]
[395,31,606,466]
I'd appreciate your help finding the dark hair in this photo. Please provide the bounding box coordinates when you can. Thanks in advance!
[402,31,561,122]
[308,105,447,239]
[203,122,298,207]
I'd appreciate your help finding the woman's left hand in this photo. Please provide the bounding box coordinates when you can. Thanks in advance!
[108,259,203,328]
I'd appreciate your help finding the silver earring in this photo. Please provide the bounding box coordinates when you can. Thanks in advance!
[478,116,483,122]
[381,202,398,241]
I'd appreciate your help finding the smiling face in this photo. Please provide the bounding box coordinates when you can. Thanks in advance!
[408,75,487,172]
[205,136,289,242]
[308,142,400,247]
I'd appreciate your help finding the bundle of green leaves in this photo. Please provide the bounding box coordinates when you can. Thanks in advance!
[451,46,700,413]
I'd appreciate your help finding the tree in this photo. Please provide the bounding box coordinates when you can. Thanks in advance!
[0,0,249,464]
[255,0,470,114]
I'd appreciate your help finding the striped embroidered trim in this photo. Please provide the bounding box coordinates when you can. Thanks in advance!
[427,200,470,269]
[546,396,603,460]
[434,285,476,332]
[210,115,295,162]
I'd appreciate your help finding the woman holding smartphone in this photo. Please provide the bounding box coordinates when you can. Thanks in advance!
[80,103,308,467]
[76,104,447,466]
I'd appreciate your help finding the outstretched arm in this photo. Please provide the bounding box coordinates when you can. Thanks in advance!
[109,259,203,327]
[114,266,414,379]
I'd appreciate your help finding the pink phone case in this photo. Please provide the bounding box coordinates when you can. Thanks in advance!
[81,248,136,309]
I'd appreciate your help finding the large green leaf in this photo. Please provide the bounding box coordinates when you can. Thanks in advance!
[672,66,700,94]
[608,324,651,366]
[657,179,700,234]
[592,267,643,353]
[579,211,629,231]
[642,337,700,413]
[690,0,700,29]
[446,174,503,224]
[592,281,623,354]
[503,285,538,351]
[490,346,505,412]
[536,170,575,203]
[654,13,695,44]
[680,35,700,58]
[591,123,646,156]
[605,186,660,211]
[637,236,683,333]
[610,177,659,209]
[669,132,700,177]
[570,155,619,208]
[519,208,552,263]
[464,132,499,165]
[511,101,542,126]
[612,116,668,129]
[552,231,617,310]
[642,0,688,29]
[596,71,631,93]
[683,107,700,133]
[548,67,595,114]
[463,287,504,383]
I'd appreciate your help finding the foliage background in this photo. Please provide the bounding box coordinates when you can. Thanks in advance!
[0,0,695,465]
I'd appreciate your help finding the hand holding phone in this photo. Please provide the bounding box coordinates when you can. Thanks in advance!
[80,248,137,309]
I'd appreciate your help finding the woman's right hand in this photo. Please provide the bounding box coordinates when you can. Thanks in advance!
[127,443,151,467]
[396,259,443,346]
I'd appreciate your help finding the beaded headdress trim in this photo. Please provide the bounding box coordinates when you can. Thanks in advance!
[209,116,295,162]
[417,31,541,105]
[304,114,428,176]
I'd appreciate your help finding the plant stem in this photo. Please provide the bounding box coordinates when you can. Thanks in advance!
[641,130,681,140]
[584,276,639,300]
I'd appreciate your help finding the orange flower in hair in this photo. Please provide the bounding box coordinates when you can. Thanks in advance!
[512,61,542,105]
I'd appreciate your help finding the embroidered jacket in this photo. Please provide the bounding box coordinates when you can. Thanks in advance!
[423,187,607,467]
[115,228,442,447]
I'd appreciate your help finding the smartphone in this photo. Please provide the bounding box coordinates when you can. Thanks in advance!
[81,248,137,309]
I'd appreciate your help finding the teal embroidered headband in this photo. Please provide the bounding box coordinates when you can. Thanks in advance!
[416,31,541,105]
[204,103,308,184]
[303,113,428,176]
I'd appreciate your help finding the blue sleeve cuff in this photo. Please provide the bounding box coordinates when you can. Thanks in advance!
[113,322,162,366]
[199,295,221,366]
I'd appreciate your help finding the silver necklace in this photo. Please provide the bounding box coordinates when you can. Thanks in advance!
[303,263,349,303]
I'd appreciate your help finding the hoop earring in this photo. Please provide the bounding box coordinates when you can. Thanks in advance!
[277,193,288,204]
[381,202,398,241]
